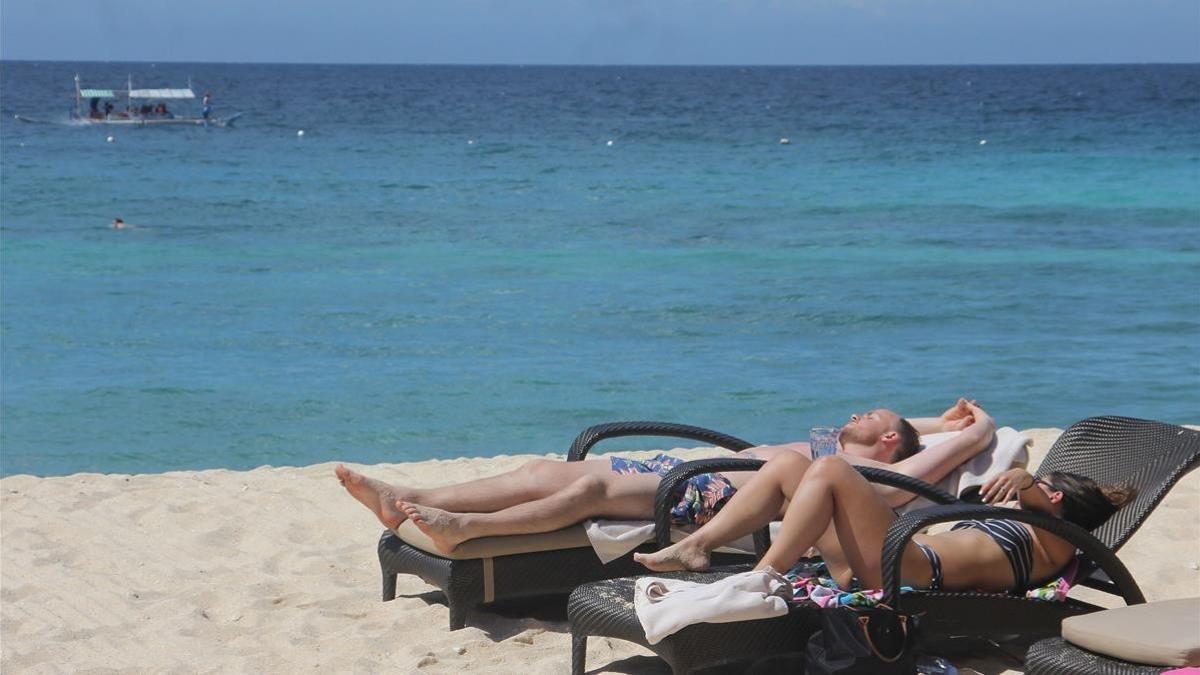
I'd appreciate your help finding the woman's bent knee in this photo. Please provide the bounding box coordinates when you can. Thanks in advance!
[808,455,853,477]
[764,451,810,475]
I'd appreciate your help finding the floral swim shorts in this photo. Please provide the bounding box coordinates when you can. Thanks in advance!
[609,453,737,527]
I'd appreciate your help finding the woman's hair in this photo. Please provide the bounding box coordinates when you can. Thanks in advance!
[1044,471,1137,531]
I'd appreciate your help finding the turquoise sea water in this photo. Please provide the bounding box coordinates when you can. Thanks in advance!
[2,62,1198,477]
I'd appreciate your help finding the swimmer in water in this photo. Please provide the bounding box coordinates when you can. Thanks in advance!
[111,218,132,229]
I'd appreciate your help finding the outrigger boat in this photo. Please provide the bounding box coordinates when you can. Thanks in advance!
[14,75,242,127]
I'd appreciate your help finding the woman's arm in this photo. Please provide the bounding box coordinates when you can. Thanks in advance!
[980,467,1060,516]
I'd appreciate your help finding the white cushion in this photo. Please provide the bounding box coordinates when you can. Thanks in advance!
[1062,597,1200,667]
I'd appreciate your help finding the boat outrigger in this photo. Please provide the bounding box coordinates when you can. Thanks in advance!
[14,75,243,127]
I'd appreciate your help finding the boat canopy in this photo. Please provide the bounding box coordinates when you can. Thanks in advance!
[79,89,116,98]
[128,88,196,99]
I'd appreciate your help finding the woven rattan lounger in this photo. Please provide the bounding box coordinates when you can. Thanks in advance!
[568,416,1200,674]
[376,421,764,629]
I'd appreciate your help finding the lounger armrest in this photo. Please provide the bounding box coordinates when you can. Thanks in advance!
[855,467,959,506]
[566,421,755,461]
[879,503,1146,608]
[655,458,767,551]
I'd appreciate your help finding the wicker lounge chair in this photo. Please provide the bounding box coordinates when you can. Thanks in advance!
[377,421,764,630]
[568,416,1200,674]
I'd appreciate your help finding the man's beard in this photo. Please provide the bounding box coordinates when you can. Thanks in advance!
[838,424,874,447]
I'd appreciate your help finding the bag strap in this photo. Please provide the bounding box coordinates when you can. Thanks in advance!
[856,613,908,663]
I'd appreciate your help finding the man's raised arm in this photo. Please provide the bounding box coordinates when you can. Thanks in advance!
[905,398,978,435]
[846,402,996,508]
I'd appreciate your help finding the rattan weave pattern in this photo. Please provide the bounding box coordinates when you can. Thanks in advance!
[1025,637,1167,674]
[1034,416,1200,551]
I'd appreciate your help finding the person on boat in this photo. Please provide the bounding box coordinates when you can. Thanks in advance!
[338,399,997,555]
[89,97,102,119]
[634,452,1133,596]
[201,92,212,121]
[103,101,114,118]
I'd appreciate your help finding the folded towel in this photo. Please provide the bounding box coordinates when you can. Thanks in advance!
[897,426,1031,514]
[634,568,793,644]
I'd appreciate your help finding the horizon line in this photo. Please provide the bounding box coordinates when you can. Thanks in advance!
[3,57,1198,68]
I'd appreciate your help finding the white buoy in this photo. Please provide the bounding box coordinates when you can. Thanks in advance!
[467,139,475,145]
[297,130,305,137]
[979,139,987,145]
[779,138,790,145]
[606,140,614,146]
[106,136,115,143]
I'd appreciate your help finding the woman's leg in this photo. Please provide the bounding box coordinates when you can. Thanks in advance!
[626,452,813,571]
[754,457,903,587]
[632,452,820,571]
[636,456,897,576]
[335,458,622,528]
[399,472,663,554]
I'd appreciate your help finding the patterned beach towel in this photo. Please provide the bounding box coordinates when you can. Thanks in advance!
[782,558,1076,608]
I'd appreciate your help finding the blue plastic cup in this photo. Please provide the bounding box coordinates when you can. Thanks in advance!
[809,426,840,459]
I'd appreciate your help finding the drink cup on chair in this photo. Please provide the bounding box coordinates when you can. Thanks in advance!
[809,426,840,459]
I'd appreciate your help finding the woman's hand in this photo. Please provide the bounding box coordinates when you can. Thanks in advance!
[980,467,1034,504]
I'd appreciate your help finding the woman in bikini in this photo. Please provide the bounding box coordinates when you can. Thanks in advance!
[635,455,1134,595]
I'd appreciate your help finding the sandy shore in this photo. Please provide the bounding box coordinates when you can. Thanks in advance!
[3,428,1197,673]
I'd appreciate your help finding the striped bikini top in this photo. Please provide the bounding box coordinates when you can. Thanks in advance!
[950,518,1035,591]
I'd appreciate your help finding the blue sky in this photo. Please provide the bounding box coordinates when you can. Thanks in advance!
[2,0,1197,65]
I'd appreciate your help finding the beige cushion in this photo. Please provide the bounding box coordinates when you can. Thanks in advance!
[1062,597,1200,667]
[393,520,592,560]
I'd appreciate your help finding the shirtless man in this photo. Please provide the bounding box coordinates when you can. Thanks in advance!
[337,399,995,555]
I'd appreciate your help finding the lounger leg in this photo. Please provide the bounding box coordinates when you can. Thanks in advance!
[381,569,397,601]
[571,633,587,675]
[448,601,468,631]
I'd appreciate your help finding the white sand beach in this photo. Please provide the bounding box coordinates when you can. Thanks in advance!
[2,428,1197,673]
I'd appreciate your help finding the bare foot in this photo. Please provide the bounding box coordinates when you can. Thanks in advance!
[335,464,409,529]
[399,502,471,555]
[633,541,711,572]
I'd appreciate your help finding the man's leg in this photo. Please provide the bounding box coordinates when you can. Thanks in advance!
[336,458,621,528]
[399,472,663,554]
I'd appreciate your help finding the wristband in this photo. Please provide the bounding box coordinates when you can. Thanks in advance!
[1018,476,1036,491]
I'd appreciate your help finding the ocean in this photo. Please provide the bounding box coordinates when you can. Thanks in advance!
[1,62,1197,477]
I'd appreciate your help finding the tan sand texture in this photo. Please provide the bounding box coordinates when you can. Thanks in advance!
[2,429,1197,673]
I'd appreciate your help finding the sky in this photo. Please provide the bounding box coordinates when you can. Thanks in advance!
[1,0,1197,65]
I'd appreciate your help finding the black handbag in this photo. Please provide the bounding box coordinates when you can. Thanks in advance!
[805,604,919,674]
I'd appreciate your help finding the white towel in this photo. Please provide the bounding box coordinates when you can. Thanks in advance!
[634,568,793,644]
[897,426,1031,514]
